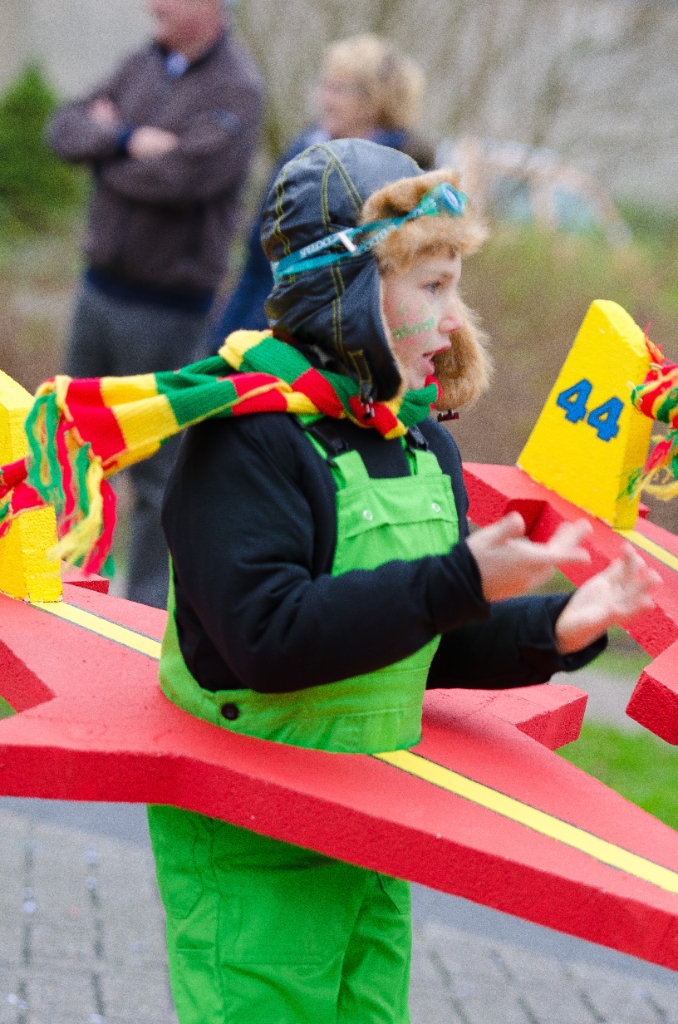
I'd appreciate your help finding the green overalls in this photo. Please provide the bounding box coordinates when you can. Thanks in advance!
[148,429,458,1024]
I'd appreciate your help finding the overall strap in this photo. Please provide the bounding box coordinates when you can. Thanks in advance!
[401,424,443,477]
[409,447,444,477]
[300,417,441,486]
[301,418,370,489]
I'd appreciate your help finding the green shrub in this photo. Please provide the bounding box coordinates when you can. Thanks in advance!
[0,64,84,231]
[617,200,678,253]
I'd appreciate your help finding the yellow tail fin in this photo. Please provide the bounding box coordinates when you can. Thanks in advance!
[0,369,62,602]
[518,300,652,529]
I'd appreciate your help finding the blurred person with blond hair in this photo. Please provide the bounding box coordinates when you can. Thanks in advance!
[211,33,433,347]
[49,0,264,607]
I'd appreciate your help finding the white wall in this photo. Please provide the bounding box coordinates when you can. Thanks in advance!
[1,0,150,95]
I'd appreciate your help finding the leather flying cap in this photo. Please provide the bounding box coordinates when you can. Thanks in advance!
[261,139,423,403]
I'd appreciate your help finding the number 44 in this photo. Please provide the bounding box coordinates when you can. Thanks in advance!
[555,379,623,443]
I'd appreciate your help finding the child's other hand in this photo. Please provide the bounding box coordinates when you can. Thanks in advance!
[467,512,592,603]
[555,544,661,655]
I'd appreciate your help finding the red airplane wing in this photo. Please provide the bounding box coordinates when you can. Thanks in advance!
[2,566,678,971]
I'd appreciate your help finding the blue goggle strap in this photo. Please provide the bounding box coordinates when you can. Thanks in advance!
[271,183,467,284]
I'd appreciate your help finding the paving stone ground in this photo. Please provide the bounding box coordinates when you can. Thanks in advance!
[0,809,175,1024]
[409,920,678,1024]
[552,667,643,732]
[2,798,678,1024]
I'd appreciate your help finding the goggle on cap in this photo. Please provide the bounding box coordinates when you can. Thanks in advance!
[271,182,467,284]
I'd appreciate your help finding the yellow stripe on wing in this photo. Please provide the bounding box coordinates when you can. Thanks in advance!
[617,528,678,574]
[33,601,162,659]
[29,597,678,895]
[375,749,678,896]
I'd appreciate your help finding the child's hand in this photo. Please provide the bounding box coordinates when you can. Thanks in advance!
[555,544,661,655]
[467,512,592,603]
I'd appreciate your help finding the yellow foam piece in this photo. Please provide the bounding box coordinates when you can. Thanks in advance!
[0,370,62,601]
[518,301,653,528]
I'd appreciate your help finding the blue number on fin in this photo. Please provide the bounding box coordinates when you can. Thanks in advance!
[556,379,592,423]
[587,396,623,442]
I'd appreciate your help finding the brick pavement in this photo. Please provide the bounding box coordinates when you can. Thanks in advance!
[2,805,678,1024]
[0,809,175,1024]
[409,920,678,1024]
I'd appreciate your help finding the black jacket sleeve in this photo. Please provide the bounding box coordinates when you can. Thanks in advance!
[427,593,607,690]
[420,419,607,689]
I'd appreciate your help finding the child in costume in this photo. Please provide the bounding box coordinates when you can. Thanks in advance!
[0,139,657,1024]
[149,140,657,1023]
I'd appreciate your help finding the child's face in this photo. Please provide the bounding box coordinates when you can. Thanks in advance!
[381,253,464,391]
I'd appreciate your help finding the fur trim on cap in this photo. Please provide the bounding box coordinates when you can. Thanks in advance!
[364,168,492,411]
[361,168,488,274]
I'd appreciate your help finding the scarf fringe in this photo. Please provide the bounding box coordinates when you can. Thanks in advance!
[627,336,678,501]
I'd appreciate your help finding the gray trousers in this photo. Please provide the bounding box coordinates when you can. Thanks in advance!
[66,283,208,609]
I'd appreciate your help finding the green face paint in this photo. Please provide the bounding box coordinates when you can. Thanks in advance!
[391,304,435,341]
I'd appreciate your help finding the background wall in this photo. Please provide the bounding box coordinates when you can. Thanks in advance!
[232,0,678,208]
[0,0,150,97]
[3,0,677,206]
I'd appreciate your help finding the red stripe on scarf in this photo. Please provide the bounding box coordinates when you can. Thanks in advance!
[231,390,289,416]
[68,409,128,465]
[56,419,76,524]
[0,482,43,543]
[84,479,117,575]
[231,372,282,398]
[67,378,114,406]
[644,438,673,473]
[638,378,675,419]
[348,396,399,436]
[63,379,127,464]
[293,369,345,417]
[11,482,44,516]
[0,458,29,496]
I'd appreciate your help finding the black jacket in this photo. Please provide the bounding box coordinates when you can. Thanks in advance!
[162,413,604,695]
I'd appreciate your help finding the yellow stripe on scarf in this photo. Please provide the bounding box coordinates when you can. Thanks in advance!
[108,395,178,472]
[218,329,272,371]
[100,374,160,406]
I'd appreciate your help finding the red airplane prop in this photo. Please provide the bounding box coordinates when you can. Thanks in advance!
[3,300,678,972]
[465,463,678,744]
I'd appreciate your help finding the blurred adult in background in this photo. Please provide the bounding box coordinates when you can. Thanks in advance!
[212,34,433,348]
[49,0,264,608]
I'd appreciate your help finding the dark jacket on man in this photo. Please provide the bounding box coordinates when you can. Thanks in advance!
[49,31,264,299]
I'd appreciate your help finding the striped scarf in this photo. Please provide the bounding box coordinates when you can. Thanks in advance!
[0,331,440,574]
[629,336,678,500]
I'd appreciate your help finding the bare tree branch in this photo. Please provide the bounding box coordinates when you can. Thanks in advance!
[233,0,678,204]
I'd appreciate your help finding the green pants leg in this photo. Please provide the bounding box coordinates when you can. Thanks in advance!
[337,872,412,1023]
[148,805,411,1024]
